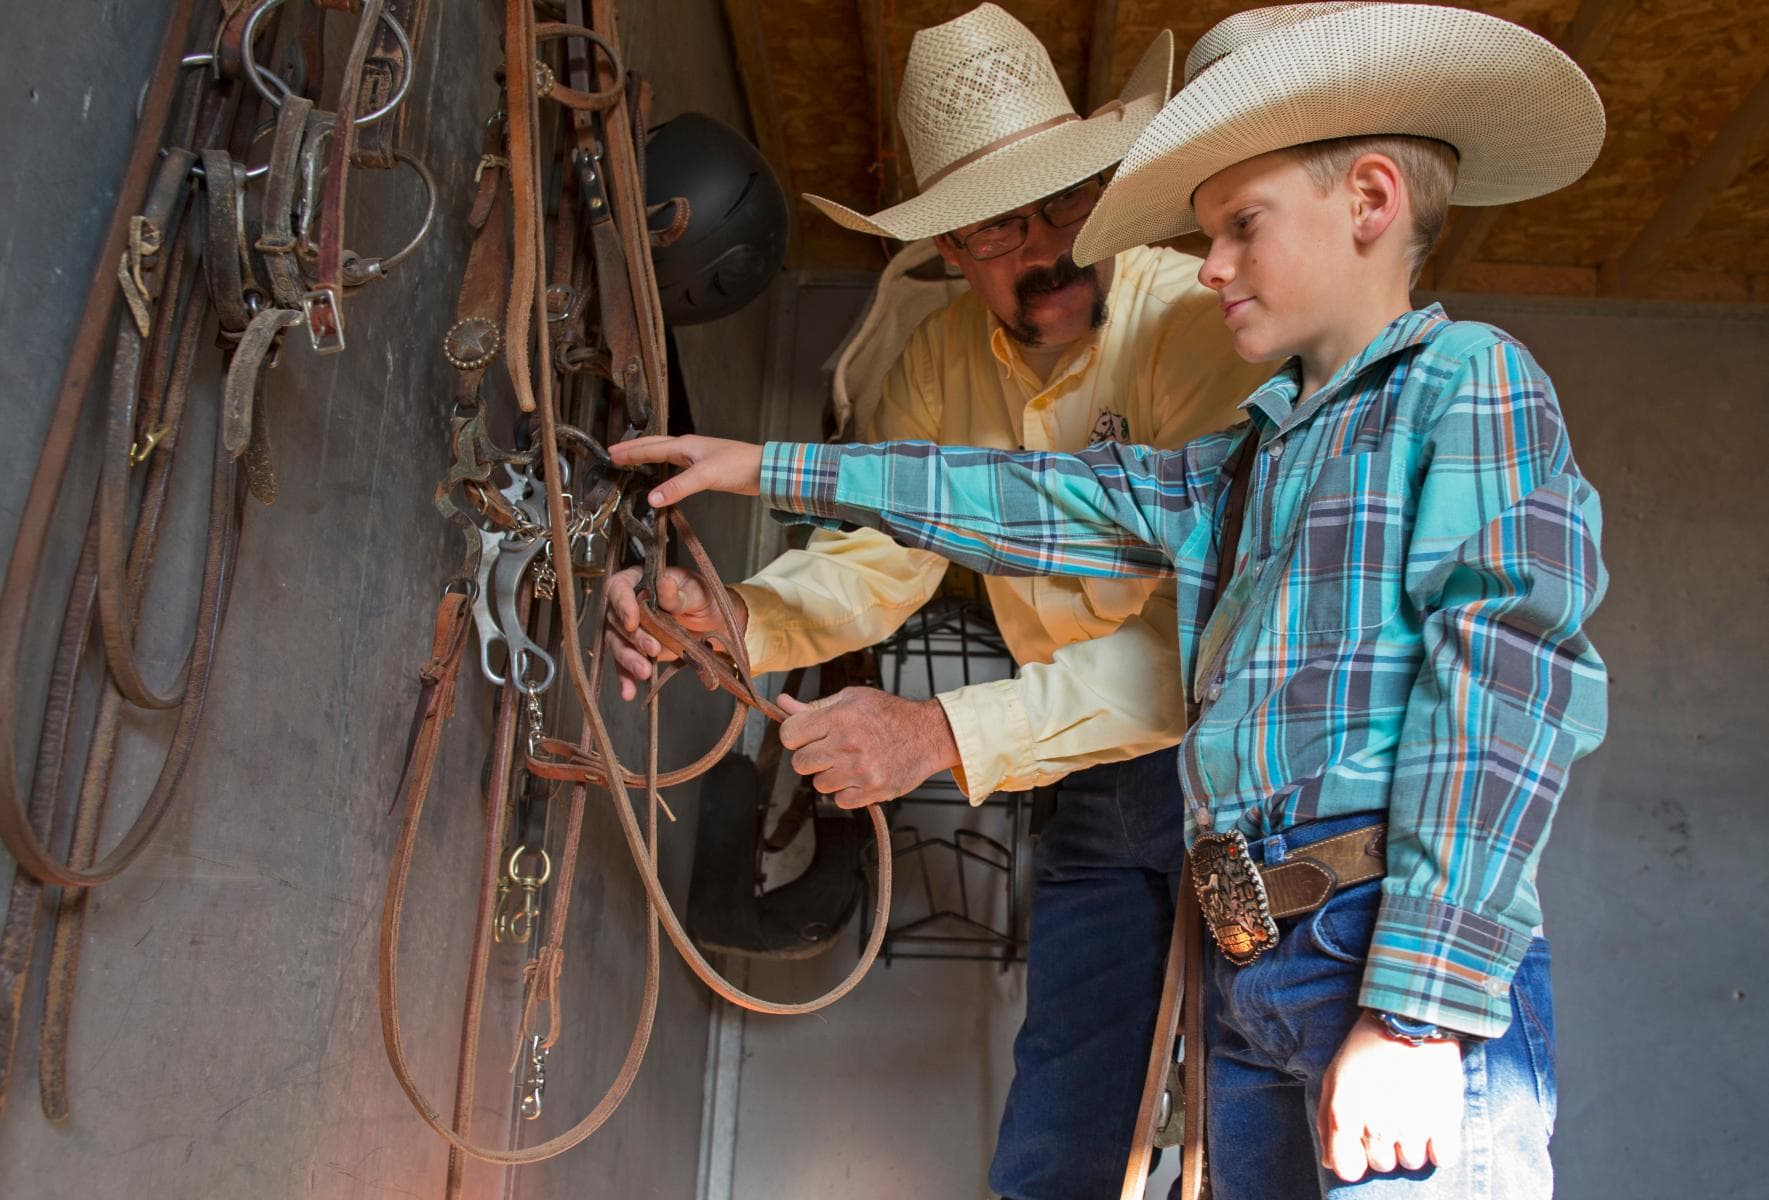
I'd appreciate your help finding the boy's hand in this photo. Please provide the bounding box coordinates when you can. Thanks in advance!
[1317,1012,1464,1183]
[609,435,764,506]
[776,690,961,809]
[601,565,748,702]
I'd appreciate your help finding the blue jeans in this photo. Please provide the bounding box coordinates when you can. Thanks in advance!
[989,748,1189,1200]
[1206,813,1558,1199]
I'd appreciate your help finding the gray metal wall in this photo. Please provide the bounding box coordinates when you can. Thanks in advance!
[0,3,767,1198]
[717,283,1769,1200]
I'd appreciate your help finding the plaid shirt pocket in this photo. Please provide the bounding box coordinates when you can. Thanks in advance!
[1261,451,1405,640]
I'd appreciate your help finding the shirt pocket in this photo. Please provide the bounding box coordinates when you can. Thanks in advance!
[1259,451,1404,640]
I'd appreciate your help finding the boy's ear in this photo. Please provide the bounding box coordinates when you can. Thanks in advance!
[1346,152,1404,248]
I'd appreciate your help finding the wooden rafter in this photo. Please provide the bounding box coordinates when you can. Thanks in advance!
[720,0,798,261]
[1431,0,1632,288]
[857,0,906,207]
[1084,0,1121,114]
[1605,67,1769,293]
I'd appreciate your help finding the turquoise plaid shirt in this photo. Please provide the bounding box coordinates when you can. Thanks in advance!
[759,305,1608,1037]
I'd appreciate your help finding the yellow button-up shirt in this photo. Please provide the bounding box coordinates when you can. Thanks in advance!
[732,245,1271,798]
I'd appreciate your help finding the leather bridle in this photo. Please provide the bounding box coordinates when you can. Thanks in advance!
[374,0,894,1182]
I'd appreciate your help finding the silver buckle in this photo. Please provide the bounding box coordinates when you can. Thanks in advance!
[301,286,345,354]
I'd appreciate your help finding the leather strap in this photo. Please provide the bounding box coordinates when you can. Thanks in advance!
[0,0,195,795]
[1180,878,1207,1200]
[444,634,522,1197]
[200,149,252,333]
[0,524,101,1119]
[1121,861,1188,1199]
[93,149,197,712]
[1125,435,1260,1194]
[254,94,316,309]
[312,0,384,309]
[1185,436,1257,727]
[442,132,510,409]
[378,593,661,1165]
[41,377,239,1116]
[223,306,302,456]
[351,0,431,168]
[1257,824,1386,920]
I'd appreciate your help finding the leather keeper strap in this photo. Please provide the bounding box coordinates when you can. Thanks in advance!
[1259,824,1387,920]
[255,95,316,309]
[314,0,386,299]
[351,0,431,168]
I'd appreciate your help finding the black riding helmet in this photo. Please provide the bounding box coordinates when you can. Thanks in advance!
[645,112,789,326]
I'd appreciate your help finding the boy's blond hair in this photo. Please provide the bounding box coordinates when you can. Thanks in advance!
[1284,135,1459,284]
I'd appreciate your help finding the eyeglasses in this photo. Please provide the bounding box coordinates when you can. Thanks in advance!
[947,175,1106,262]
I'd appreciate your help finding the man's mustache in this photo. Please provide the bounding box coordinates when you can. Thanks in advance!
[1014,255,1097,304]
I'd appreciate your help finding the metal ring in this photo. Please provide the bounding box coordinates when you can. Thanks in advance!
[182,121,279,184]
[339,149,438,284]
[136,52,215,123]
[240,0,414,127]
[376,149,437,274]
[505,845,553,887]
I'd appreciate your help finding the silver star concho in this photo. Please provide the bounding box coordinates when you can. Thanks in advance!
[444,316,503,372]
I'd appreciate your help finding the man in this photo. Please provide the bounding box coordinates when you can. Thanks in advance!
[605,6,1269,1196]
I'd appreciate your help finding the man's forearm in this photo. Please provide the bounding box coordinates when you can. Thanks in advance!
[732,528,948,675]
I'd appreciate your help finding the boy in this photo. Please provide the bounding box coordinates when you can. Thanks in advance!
[613,5,1609,1195]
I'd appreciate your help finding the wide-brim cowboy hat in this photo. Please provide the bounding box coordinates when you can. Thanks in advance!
[1073,2,1607,265]
[805,4,1174,242]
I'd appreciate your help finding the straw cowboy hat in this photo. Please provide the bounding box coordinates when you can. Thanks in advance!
[804,3,1174,241]
[1072,2,1607,265]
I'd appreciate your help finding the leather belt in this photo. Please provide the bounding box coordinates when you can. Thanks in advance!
[1259,823,1387,919]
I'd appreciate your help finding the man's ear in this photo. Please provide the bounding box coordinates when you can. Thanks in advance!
[1346,152,1404,248]
[933,232,962,268]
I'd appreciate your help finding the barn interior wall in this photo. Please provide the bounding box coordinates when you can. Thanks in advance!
[0,2,769,1198]
[716,278,1769,1200]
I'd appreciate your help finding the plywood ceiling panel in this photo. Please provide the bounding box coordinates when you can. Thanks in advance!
[1480,0,1769,267]
[743,0,1769,298]
[1667,123,1769,276]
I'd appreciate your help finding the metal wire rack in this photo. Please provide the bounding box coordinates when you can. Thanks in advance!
[858,594,1031,967]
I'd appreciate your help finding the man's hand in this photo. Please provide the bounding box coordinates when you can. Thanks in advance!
[608,435,764,507]
[602,565,748,702]
[777,688,961,809]
[1317,1012,1464,1183]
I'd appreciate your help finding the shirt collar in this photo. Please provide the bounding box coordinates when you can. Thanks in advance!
[1240,303,1454,433]
[989,320,1100,390]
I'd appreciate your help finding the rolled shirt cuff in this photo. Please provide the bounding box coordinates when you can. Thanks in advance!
[1359,893,1536,1040]
[728,581,791,675]
[935,678,1034,804]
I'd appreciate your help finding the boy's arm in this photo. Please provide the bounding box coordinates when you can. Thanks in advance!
[732,351,952,674]
[756,436,1231,581]
[1364,336,1609,1039]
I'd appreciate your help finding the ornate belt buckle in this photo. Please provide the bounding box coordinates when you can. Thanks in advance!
[1189,829,1279,966]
